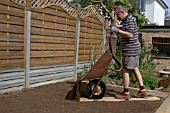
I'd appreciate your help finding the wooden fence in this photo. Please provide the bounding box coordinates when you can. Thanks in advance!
[0,0,105,92]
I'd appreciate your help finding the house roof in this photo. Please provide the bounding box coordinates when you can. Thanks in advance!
[158,0,169,9]
[141,26,170,32]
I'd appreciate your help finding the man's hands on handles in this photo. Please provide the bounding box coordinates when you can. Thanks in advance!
[111,26,119,33]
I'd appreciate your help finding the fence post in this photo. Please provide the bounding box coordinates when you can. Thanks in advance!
[24,0,31,88]
[74,6,81,81]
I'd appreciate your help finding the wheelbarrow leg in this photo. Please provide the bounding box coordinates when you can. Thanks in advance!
[65,79,82,101]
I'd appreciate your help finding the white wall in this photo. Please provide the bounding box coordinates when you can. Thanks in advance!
[145,0,155,23]
[153,1,165,25]
[145,0,165,25]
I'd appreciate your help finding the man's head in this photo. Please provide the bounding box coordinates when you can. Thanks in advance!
[115,6,128,20]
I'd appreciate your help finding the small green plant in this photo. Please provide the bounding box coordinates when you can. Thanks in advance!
[152,46,159,56]
[138,41,158,89]
[141,69,158,90]
[77,69,88,78]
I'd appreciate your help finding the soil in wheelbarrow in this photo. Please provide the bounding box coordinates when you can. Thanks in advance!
[0,81,168,113]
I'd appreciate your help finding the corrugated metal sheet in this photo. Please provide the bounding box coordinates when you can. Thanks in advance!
[0,61,91,93]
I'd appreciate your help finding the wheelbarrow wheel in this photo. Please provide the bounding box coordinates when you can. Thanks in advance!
[87,79,107,99]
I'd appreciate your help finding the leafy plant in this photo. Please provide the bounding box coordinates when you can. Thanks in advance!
[77,69,88,78]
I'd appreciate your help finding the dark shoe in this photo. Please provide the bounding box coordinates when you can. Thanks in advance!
[133,90,147,98]
[115,93,130,100]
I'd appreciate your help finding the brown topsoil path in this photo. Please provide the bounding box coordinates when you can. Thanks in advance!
[0,81,167,113]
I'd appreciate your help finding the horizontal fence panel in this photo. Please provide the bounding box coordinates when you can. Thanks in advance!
[30,43,75,49]
[0,32,24,38]
[31,9,75,22]
[31,19,76,31]
[0,24,24,34]
[79,44,101,50]
[0,52,23,60]
[31,6,75,20]
[30,57,75,67]
[0,0,25,71]
[0,36,24,42]
[30,50,75,58]
[30,4,77,68]
[31,44,75,51]
[31,28,75,38]
[80,20,103,30]
[81,14,103,25]
[0,17,24,26]
[0,0,24,9]
[0,27,24,34]
[0,59,24,70]
[0,41,23,46]
[78,55,91,62]
[81,27,103,35]
[30,36,75,44]
[79,38,102,44]
[78,14,104,62]
[0,45,23,51]
[0,5,24,18]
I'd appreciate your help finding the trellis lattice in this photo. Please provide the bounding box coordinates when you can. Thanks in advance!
[80,5,104,23]
[31,0,78,18]
[10,0,104,22]
[10,0,26,6]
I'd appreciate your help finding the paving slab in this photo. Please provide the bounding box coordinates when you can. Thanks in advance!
[155,95,170,113]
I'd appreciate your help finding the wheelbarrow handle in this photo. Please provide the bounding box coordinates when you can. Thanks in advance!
[109,32,122,72]
[105,55,122,72]
[110,54,122,72]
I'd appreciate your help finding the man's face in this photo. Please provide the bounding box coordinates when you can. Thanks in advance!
[115,11,124,20]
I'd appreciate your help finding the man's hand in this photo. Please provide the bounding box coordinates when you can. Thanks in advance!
[111,26,119,33]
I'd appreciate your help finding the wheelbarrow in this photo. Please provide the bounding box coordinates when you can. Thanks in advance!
[65,29,122,100]
[65,0,122,101]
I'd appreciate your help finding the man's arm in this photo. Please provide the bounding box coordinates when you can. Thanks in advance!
[113,23,133,38]
[111,25,133,38]
[118,29,133,38]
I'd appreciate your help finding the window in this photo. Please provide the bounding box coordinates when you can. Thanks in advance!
[138,0,146,12]
[152,37,170,58]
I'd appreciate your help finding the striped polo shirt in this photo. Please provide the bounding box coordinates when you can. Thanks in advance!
[120,14,141,56]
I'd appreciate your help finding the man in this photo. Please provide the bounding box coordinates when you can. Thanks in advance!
[110,5,146,99]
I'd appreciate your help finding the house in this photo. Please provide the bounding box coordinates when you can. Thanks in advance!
[138,0,168,25]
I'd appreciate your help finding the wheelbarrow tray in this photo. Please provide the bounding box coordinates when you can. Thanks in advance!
[82,49,112,80]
